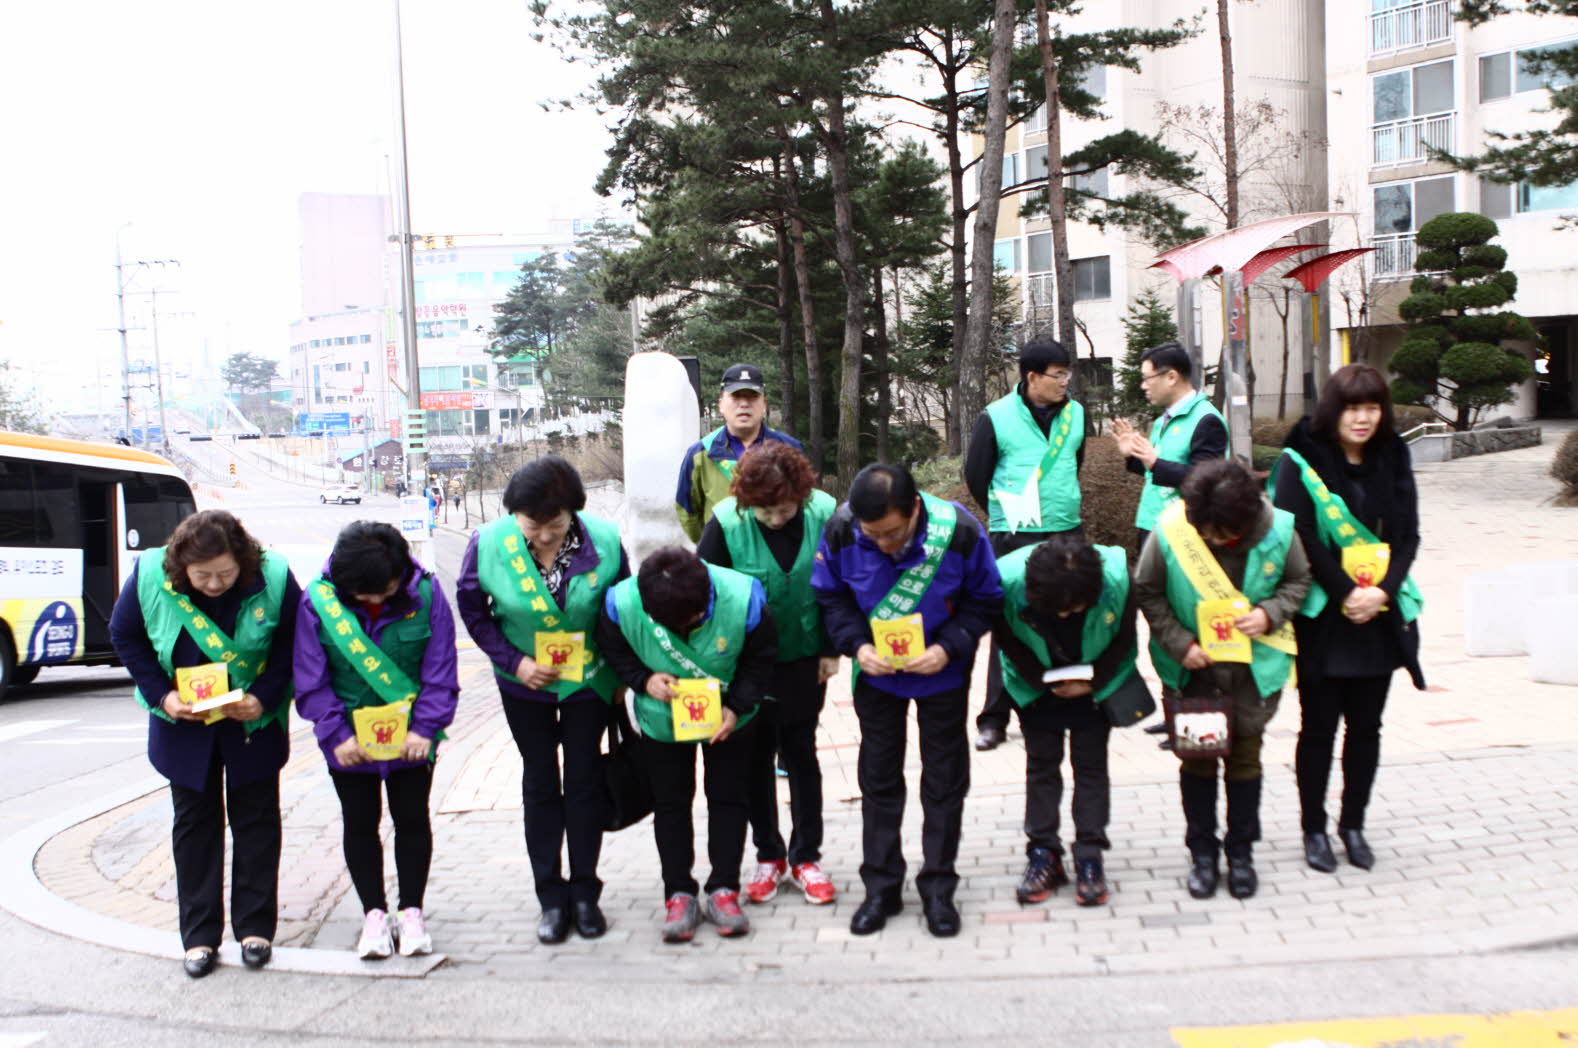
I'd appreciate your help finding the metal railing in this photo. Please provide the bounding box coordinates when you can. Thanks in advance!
[1372,233,1419,277]
[1400,420,1450,442]
[1372,111,1455,167]
[1369,0,1452,56]
[1027,273,1055,310]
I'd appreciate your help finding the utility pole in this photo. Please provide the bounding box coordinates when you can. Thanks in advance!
[114,230,177,444]
[393,0,424,492]
[149,289,172,456]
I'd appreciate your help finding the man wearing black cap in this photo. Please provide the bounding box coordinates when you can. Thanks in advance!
[675,363,804,543]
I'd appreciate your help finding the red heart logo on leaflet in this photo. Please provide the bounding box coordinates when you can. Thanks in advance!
[1209,614,1237,643]
[546,643,573,666]
[372,719,399,746]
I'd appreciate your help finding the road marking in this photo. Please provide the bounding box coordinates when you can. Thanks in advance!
[24,738,144,746]
[1171,1008,1578,1047]
[0,720,74,744]
[0,1034,47,1047]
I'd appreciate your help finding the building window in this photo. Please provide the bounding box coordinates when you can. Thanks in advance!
[1371,60,1454,167]
[1481,42,1577,100]
[1070,166,1109,198]
[1480,177,1513,219]
[1372,175,1455,275]
[1027,232,1052,274]
[1079,64,1106,102]
[993,239,1020,273]
[473,409,491,435]
[1072,256,1111,302]
[1369,0,1452,57]
[360,334,372,343]
[1519,180,1578,213]
[419,365,463,390]
[1026,106,1046,133]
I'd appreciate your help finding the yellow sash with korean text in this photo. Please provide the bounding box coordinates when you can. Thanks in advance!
[307,579,420,707]
[1157,505,1298,657]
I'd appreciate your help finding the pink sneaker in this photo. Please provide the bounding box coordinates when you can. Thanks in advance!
[791,861,837,905]
[744,858,788,903]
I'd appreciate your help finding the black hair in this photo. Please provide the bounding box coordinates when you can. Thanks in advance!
[1019,339,1071,380]
[1310,363,1395,440]
[847,463,919,523]
[1023,536,1104,619]
[502,455,586,520]
[1139,342,1193,384]
[637,546,712,635]
[329,521,413,598]
[1181,459,1264,538]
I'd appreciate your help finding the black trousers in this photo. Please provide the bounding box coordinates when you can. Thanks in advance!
[501,696,609,908]
[854,679,970,903]
[1019,694,1112,861]
[748,658,826,865]
[1296,673,1392,832]
[642,721,755,899]
[978,528,1082,731]
[169,754,281,951]
[329,765,434,914]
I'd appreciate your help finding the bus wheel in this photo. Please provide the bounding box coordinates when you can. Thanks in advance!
[0,640,16,702]
[12,664,38,687]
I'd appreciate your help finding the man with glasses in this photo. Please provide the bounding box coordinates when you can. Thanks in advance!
[1112,342,1228,552]
[964,340,1092,755]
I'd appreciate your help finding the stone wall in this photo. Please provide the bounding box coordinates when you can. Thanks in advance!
[1451,425,1543,458]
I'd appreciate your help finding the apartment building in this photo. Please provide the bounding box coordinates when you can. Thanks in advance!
[1325,0,1578,418]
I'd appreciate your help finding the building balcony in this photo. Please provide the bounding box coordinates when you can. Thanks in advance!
[1371,233,1418,278]
[1372,111,1455,168]
[1369,0,1452,57]
[1027,273,1055,309]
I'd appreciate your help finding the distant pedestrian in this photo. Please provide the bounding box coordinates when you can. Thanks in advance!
[293,522,460,960]
[108,510,301,979]
[1272,364,1425,874]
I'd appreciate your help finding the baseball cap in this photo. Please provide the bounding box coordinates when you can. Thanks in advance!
[720,363,765,394]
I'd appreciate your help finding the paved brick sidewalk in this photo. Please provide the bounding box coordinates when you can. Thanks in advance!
[25,432,1578,979]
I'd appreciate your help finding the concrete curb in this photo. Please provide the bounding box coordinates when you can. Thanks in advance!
[0,774,445,978]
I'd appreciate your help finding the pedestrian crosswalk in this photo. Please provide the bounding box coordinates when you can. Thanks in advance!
[1171,1008,1578,1047]
[0,720,73,744]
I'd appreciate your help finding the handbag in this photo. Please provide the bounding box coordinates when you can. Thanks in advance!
[601,699,653,832]
[1166,687,1234,761]
[1100,670,1156,728]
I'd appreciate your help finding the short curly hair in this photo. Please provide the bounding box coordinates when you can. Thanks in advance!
[162,510,264,594]
[730,442,816,509]
[1023,536,1104,619]
[1181,459,1265,538]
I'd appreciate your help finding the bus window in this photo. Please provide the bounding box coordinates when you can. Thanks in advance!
[32,462,79,548]
[0,458,38,545]
[123,474,195,549]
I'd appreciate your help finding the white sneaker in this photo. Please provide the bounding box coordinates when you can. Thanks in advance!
[357,908,394,959]
[396,907,432,956]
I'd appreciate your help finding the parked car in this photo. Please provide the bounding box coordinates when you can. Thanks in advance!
[320,484,362,505]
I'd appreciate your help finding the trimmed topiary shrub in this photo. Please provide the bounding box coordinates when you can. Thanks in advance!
[1553,429,1578,499]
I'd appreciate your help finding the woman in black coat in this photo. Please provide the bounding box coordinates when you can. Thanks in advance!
[1272,364,1425,874]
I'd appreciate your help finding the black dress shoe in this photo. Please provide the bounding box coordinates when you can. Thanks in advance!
[1303,832,1338,873]
[1186,855,1219,899]
[537,907,571,944]
[922,897,961,938]
[849,896,902,935]
[1339,827,1375,870]
[1144,722,1168,735]
[240,939,272,970]
[1226,856,1258,899]
[183,947,217,979]
[573,900,607,939]
[974,723,1007,751]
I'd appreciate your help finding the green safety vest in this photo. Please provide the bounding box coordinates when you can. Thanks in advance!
[710,490,835,663]
[997,543,1135,707]
[1134,393,1228,532]
[315,574,434,714]
[134,546,292,734]
[475,513,622,701]
[611,565,760,743]
[985,393,1084,534]
[1151,506,1297,699]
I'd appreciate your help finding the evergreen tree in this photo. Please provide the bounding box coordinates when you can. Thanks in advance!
[1389,212,1536,431]
[1118,287,1176,421]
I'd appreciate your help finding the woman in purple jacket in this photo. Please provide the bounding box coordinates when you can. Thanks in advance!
[294,521,459,960]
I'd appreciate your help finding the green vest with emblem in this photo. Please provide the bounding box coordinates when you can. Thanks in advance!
[317,574,434,714]
[985,393,1084,533]
[1151,508,1296,698]
[710,489,834,662]
[1134,393,1228,532]
[997,543,1134,707]
[133,546,292,734]
[611,565,759,743]
[475,512,622,701]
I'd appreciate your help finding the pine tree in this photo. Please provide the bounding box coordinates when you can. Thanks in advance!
[1389,212,1536,431]
[1117,287,1177,421]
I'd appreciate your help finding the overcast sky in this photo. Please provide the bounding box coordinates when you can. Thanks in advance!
[0,0,618,410]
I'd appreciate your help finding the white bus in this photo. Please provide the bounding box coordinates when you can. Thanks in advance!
[0,431,197,698]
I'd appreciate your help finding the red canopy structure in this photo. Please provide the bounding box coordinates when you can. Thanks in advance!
[1241,243,1326,285]
[1151,212,1352,280]
[1282,248,1375,293]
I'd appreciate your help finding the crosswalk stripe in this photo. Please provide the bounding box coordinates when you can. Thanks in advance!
[0,720,75,744]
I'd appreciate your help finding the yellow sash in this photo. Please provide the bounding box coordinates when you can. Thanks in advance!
[1159,506,1298,657]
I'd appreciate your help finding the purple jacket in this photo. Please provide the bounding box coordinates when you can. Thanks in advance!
[293,557,460,776]
[454,521,631,703]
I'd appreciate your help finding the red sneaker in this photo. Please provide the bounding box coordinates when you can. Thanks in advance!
[744,858,788,903]
[790,861,837,905]
[702,889,751,937]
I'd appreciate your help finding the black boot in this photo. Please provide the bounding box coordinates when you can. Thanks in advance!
[1226,853,1258,898]
[1179,770,1219,898]
[1224,777,1264,899]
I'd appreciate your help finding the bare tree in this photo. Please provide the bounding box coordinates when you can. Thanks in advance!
[1218,0,1239,229]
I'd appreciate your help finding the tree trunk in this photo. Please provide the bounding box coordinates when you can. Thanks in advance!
[873,267,892,462]
[962,0,1017,462]
[773,216,800,437]
[943,35,969,456]
[1276,287,1291,420]
[1218,0,1239,229]
[819,0,867,489]
[779,134,824,471]
[1035,0,1077,355]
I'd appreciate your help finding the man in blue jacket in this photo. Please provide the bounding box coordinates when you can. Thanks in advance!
[811,464,1002,938]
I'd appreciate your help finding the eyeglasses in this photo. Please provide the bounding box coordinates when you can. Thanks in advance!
[1138,370,1174,386]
